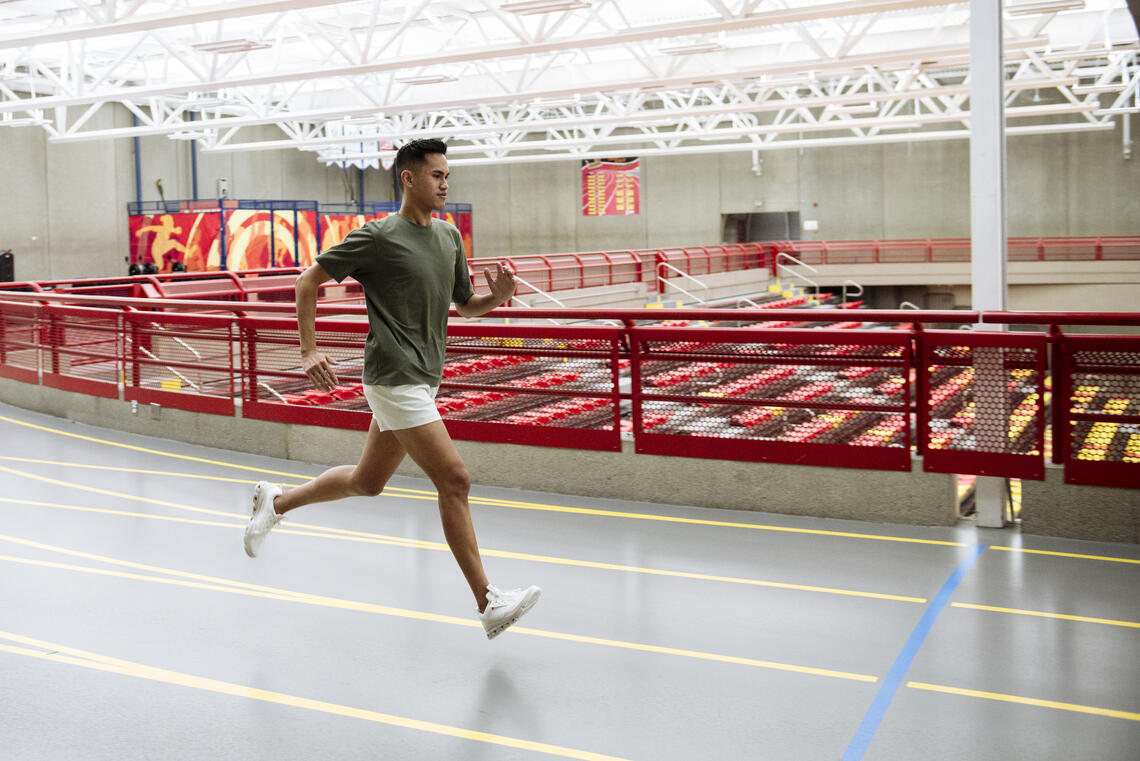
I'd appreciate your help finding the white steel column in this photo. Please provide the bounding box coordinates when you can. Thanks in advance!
[970,0,1010,528]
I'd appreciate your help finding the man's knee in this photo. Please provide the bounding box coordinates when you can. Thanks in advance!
[349,471,386,497]
[436,465,470,498]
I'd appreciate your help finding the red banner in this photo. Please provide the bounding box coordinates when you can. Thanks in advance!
[582,158,640,216]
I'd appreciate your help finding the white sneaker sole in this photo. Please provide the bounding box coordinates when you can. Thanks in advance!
[244,482,275,558]
[485,588,541,640]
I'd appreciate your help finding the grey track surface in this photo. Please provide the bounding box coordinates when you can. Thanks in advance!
[0,401,1137,761]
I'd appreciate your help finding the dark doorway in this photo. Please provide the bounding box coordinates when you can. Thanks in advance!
[722,212,801,243]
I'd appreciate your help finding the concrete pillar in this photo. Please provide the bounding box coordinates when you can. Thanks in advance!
[970,0,1010,528]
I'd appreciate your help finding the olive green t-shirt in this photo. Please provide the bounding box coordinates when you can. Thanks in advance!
[316,214,474,386]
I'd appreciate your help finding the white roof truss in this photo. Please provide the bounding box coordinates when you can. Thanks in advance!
[0,0,1135,166]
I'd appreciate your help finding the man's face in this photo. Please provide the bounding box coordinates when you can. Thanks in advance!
[403,152,449,210]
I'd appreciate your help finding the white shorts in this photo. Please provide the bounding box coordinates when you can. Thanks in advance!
[362,383,442,432]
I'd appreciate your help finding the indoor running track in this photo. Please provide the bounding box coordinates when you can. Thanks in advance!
[0,401,1138,761]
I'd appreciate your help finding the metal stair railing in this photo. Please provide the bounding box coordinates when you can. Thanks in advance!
[774,252,821,299]
[657,262,709,305]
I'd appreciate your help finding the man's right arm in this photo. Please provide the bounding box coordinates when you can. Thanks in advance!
[295,263,338,391]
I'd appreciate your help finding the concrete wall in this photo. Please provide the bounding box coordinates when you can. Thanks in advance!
[1,106,1136,281]
[459,117,1139,257]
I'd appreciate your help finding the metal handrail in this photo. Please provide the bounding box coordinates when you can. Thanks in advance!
[511,273,568,309]
[508,274,567,325]
[135,344,202,391]
[150,322,204,361]
[657,262,708,304]
[842,279,864,305]
[258,381,288,402]
[774,252,820,298]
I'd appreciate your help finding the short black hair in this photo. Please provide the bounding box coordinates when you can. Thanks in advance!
[395,138,447,177]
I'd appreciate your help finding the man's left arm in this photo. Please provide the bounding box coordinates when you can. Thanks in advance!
[455,263,517,318]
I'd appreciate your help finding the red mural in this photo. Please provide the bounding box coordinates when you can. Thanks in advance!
[130,206,471,272]
[129,212,222,272]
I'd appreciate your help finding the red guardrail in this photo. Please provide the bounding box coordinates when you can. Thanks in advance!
[0,292,1137,489]
[766,235,1140,266]
[5,236,1135,303]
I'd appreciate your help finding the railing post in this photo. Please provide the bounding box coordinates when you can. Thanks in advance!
[628,325,643,447]
[243,317,257,407]
[913,323,927,455]
[1049,324,1067,466]
[46,308,59,375]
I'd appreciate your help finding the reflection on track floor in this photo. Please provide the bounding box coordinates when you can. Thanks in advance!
[0,402,1137,761]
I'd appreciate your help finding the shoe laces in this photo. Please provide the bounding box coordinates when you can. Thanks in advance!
[485,584,508,609]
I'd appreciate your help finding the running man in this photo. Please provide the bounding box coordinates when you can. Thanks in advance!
[243,138,540,640]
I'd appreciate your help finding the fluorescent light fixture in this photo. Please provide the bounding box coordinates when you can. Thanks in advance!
[170,131,205,140]
[501,0,590,15]
[1094,107,1139,115]
[184,97,226,109]
[828,102,879,114]
[528,97,581,108]
[0,117,47,127]
[1073,83,1122,94]
[659,42,725,56]
[877,122,922,130]
[1006,1,1084,16]
[394,74,458,85]
[191,38,272,54]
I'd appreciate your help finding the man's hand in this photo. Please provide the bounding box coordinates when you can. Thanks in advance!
[302,350,338,391]
[483,262,517,304]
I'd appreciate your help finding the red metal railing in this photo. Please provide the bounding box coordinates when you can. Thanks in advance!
[766,235,1140,267]
[469,243,765,296]
[5,236,1136,304]
[1,291,1137,489]
[982,312,1140,489]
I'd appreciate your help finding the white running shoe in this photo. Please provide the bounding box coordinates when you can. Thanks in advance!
[480,584,541,640]
[244,481,283,558]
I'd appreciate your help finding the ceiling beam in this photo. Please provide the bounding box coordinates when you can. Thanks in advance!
[34,37,1051,138]
[0,0,353,50]
[1,0,960,110]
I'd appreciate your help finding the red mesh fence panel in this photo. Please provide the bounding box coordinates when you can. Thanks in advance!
[41,305,121,398]
[123,311,237,415]
[630,327,913,471]
[921,331,1047,480]
[1057,335,1140,488]
[442,324,623,451]
[239,316,371,428]
[0,301,40,384]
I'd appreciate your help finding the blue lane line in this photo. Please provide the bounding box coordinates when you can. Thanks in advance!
[840,543,986,761]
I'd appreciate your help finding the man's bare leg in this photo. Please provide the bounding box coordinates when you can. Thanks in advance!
[273,419,408,515]
[392,420,491,611]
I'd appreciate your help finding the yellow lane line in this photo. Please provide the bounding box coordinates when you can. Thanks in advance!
[989,545,1140,565]
[0,633,631,761]
[950,602,1140,629]
[0,532,333,601]
[0,415,964,547]
[0,413,305,478]
[0,482,930,604]
[0,550,878,683]
[0,456,280,487]
[907,682,1140,722]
